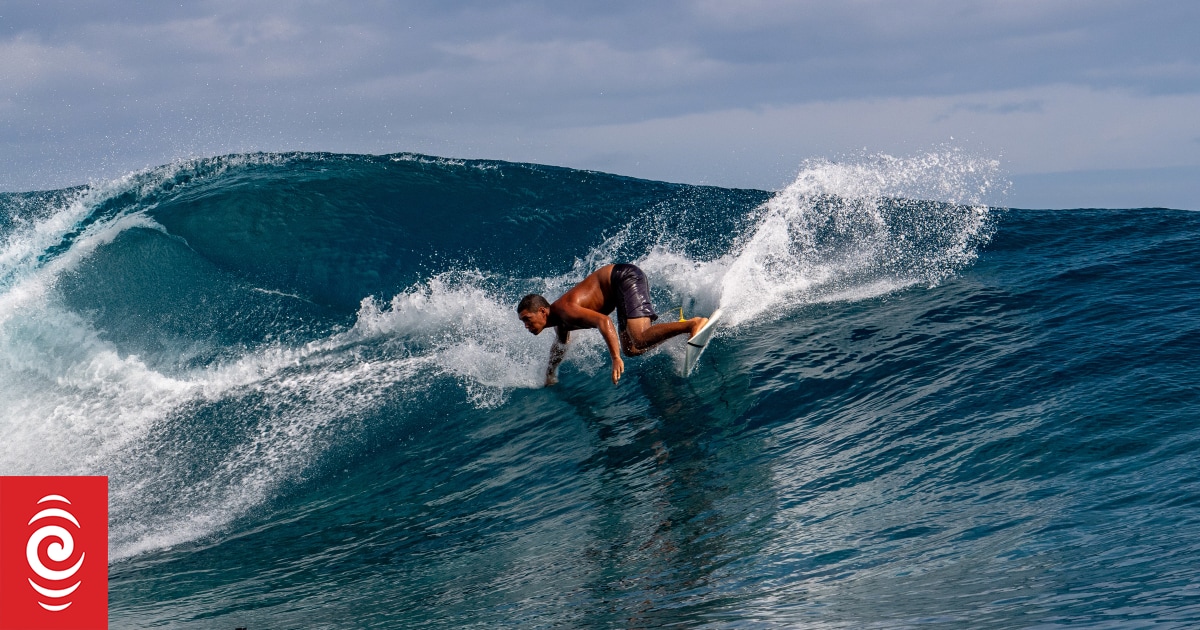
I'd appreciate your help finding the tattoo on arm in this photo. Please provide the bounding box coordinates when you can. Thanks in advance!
[547,331,569,381]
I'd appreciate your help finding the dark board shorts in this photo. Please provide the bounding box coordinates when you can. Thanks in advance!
[611,263,658,330]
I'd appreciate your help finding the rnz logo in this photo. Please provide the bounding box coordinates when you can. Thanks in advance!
[1,477,108,630]
[28,494,87,611]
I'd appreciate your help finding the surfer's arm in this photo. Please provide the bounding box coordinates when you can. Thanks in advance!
[546,330,569,386]
[557,304,624,385]
[600,320,624,385]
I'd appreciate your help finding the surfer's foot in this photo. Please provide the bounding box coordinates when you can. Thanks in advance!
[687,317,709,338]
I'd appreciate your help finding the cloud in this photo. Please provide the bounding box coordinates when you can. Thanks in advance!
[0,0,1198,209]
[516,85,1200,196]
[0,34,124,93]
[949,100,1045,116]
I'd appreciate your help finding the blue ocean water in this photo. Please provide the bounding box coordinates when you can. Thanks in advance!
[1,152,1197,628]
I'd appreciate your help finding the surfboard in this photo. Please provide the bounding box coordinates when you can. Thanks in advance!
[683,309,723,376]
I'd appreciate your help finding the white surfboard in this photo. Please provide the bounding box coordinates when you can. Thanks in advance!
[683,309,723,376]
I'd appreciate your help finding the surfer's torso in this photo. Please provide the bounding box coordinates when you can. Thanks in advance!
[548,264,618,335]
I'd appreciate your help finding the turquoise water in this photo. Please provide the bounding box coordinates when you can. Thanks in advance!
[2,152,1197,627]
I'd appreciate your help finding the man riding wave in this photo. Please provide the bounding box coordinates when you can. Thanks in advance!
[517,263,708,385]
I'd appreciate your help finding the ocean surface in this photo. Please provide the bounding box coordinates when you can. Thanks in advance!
[1,152,1197,628]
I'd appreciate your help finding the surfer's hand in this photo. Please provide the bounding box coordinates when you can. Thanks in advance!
[612,356,624,385]
[545,374,558,387]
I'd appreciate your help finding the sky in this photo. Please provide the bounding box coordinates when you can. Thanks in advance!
[2,1,1199,209]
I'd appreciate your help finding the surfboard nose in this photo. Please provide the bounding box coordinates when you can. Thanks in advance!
[684,309,723,376]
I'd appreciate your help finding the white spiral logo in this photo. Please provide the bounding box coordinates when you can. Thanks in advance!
[26,494,86,612]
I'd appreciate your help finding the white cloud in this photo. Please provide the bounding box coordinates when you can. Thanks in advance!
[1,1,1198,207]
[437,37,728,89]
[0,34,124,92]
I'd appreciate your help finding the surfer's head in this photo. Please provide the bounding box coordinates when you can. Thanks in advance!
[517,294,552,334]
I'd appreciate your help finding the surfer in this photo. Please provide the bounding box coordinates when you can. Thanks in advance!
[517,264,708,386]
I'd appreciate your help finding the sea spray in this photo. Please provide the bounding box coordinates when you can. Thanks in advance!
[639,150,1002,326]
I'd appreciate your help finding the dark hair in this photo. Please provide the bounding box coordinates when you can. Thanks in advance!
[517,293,550,313]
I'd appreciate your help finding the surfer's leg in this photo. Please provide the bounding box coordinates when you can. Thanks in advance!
[612,264,710,354]
[622,317,706,355]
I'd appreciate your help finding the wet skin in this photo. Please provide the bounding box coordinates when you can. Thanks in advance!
[519,264,708,386]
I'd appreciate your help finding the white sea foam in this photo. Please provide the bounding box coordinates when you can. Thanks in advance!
[351,272,550,402]
[0,159,428,559]
[642,150,1001,326]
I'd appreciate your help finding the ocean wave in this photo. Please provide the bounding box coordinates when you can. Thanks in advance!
[16,152,1196,627]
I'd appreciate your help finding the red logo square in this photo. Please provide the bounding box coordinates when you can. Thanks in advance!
[0,477,108,630]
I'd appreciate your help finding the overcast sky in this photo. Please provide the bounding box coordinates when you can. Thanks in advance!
[3,1,1198,208]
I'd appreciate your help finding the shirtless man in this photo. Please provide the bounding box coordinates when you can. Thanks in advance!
[517,263,708,386]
